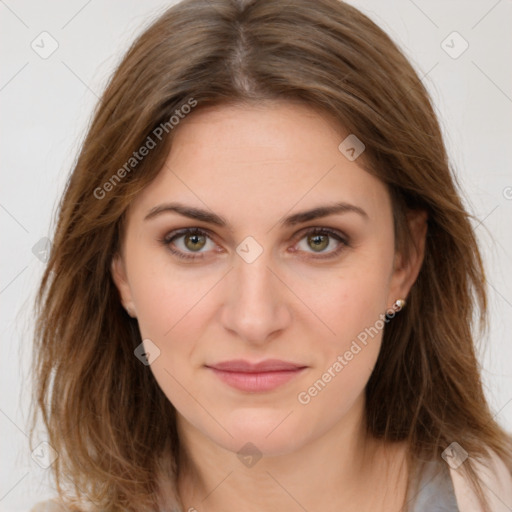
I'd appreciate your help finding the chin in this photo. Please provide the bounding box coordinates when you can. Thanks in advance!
[209,408,311,458]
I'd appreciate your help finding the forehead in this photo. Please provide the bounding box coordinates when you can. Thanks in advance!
[129,101,392,229]
[169,100,345,167]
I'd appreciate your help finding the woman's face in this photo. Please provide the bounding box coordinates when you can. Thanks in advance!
[112,101,424,456]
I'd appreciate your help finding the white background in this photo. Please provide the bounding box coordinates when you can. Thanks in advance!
[1,0,511,510]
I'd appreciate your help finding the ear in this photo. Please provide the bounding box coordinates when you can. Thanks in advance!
[387,209,428,308]
[111,253,137,318]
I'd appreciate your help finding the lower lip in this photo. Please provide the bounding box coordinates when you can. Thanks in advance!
[207,367,306,392]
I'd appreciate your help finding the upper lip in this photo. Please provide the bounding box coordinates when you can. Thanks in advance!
[206,359,307,373]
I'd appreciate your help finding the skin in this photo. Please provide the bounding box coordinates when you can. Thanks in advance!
[111,100,427,512]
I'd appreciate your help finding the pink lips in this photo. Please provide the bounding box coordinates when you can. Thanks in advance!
[206,359,307,392]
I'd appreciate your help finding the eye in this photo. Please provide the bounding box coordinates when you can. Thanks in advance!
[160,227,349,261]
[160,228,217,260]
[292,227,348,259]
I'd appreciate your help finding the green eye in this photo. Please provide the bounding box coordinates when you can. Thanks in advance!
[295,227,347,258]
[183,232,207,252]
[162,228,213,260]
[161,227,349,261]
[307,233,330,252]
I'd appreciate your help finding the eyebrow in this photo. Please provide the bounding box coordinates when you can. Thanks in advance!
[144,201,368,227]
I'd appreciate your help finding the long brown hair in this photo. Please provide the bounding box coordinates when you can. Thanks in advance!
[30,0,512,510]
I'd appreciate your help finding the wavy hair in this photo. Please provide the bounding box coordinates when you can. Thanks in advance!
[30,0,512,510]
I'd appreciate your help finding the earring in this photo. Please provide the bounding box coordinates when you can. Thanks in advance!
[124,305,136,317]
[394,298,407,311]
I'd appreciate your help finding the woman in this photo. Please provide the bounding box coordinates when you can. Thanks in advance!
[30,0,512,510]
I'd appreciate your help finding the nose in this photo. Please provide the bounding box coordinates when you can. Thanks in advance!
[219,252,292,346]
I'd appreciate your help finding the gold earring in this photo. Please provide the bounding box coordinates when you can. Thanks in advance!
[394,298,406,311]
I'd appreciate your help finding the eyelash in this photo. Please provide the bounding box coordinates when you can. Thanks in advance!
[159,227,349,262]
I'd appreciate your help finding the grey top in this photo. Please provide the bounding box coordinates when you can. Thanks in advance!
[408,459,459,511]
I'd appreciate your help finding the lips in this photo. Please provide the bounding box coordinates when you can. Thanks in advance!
[207,359,306,373]
[205,359,307,392]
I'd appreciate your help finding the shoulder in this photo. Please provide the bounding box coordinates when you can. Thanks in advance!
[450,448,512,511]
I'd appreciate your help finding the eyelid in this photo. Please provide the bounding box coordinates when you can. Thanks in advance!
[292,225,348,243]
[160,226,350,261]
[290,227,349,260]
[160,227,218,260]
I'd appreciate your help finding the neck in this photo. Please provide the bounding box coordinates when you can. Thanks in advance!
[171,396,408,512]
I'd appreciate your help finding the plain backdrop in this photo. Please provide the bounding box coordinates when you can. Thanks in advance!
[1,0,511,510]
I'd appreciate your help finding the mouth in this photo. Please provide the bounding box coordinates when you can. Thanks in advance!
[205,359,308,392]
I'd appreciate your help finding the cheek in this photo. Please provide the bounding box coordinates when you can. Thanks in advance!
[296,257,392,346]
[291,256,392,402]
[125,241,214,340]
[132,278,208,382]
[129,265,211,420]
[294,268,391,421]
[311,283,386,389]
